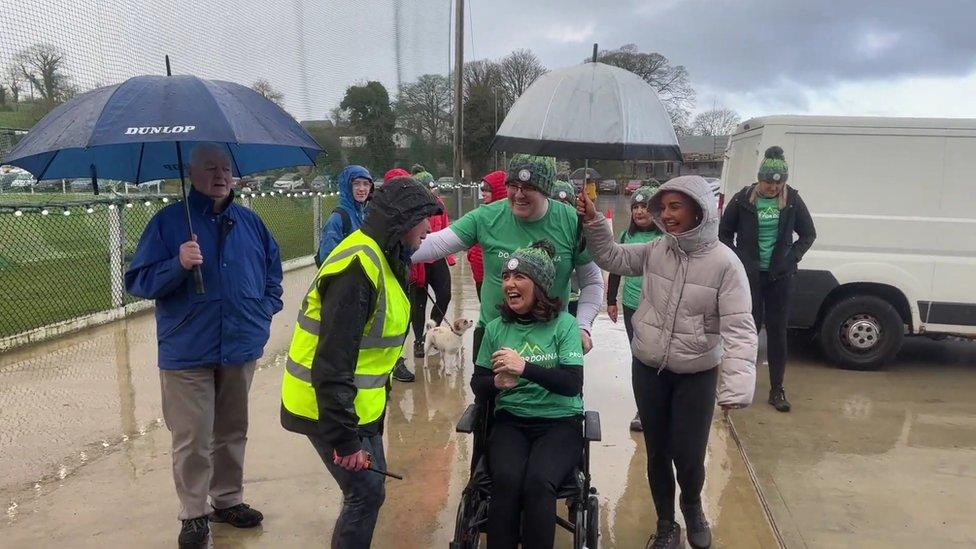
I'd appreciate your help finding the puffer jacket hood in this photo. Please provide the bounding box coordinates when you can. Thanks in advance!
[649,175,719,255]
[361,176,442,259]
[338,165,373,224]
[482,170,508,202]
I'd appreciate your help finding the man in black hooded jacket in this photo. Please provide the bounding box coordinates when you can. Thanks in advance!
[280,176,441,548]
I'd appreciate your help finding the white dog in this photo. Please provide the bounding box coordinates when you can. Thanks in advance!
[424,318,474,372]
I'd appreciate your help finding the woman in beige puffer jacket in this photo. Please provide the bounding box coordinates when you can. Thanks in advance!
[579,174,757,549]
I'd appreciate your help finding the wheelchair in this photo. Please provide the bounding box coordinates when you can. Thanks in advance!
[450,401,603,548]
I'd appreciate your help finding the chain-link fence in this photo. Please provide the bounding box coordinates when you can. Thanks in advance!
[0,192,331,342]
[0,185,482,345]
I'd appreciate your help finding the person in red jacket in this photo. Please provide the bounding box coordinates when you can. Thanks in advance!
[393,170,455,382]
[468,170,507,300]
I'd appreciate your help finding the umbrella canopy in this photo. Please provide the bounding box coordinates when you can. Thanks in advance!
[568,167,600,180]
[492,62,681,161]
[3,75,322,182]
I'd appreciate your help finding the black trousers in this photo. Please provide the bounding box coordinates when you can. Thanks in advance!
[410,258,452,340]
[750,272,793,391]
[487,412,583,549]
[633,360,717,522]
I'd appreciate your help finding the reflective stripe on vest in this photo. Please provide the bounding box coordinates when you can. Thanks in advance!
[281,231,409,425]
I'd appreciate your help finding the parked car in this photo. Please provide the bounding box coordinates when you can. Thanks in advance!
[598,179,619,194]
[310,175,331,191]
[624,180,642,194]
[273,173,305,191]
[436,176,456,190]
[7,173,36,191]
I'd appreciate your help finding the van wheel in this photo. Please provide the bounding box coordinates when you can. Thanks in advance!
[818,295,904,370]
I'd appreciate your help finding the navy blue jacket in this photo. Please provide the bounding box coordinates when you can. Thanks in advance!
[316,165,372,262]
[125,188,284,369]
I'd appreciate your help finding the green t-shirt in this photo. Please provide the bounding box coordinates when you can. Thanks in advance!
[476,312,584,419]
[451,199,592,326]
[619,229,662,310]
[756,197,780,271]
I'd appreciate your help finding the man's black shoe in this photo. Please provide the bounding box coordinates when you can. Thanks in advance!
[768,387,792,412]
[178,516,209,548]
[413,339,425,358]
[209,503,263,528]
[630,412,643,432]
[393,358,416,382]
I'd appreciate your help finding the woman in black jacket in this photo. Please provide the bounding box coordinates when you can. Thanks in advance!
[719,146,816,412]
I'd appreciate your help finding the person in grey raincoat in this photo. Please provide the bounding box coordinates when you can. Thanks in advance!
[578,175,757,549]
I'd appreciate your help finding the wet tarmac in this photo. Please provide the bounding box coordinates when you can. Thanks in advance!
[0,208,777,547]
[736,334,976,548]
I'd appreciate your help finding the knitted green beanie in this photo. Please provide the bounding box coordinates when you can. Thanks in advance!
[502,240,557,295]
[507,154,557,197]
[410,164,426,175]
[758,146,789,183]
[631,185,659,207]
[550,180,576,202]
[414,171,435,188]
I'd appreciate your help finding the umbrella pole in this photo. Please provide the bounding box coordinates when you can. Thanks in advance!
[176,141,206,294]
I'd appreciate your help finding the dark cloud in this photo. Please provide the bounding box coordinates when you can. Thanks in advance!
[472,0,976,109]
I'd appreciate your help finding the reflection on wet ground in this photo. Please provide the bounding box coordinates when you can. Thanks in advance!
[0,222,777,547]
[736,334,976,548]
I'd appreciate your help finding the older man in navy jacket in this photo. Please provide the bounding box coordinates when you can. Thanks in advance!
[125,142,283,548]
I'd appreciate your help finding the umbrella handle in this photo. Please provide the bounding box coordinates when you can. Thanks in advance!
[192,267,205,294]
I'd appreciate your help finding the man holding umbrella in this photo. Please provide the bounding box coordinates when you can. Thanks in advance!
[125,142,282,548]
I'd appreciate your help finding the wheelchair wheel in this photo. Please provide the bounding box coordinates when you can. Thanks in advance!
[572,501,586,549]
[585,494,600,548]
[451,489,484,549]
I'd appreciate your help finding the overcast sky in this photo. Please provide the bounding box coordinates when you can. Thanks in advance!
[466,0,976,120]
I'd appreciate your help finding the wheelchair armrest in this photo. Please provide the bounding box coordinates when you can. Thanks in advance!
[583,410,602,442]
[456,403,480,433]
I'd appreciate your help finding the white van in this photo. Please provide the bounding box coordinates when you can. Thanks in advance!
[721,115,976,369]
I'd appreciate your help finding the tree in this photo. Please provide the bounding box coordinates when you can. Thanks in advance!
[251,79,284,107]
[396,74,452,145]
[6,65,23,105]
[691,108,740,136]
[594,44,695,127]
[499,49,546,104]
[463,60,503,101]
[339,81,396,173]
[15,44,73,103]
[463,83,500,178]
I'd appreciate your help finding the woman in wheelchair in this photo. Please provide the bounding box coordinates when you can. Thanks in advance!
[470,240,586,549]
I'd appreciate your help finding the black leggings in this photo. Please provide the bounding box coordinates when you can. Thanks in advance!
[487,412,583,549]
[633,360,717,522]
[751,272,793,391]
[410,259,451,340]
[622,305,636,342]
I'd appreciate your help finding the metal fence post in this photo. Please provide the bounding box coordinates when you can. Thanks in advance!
[313,194,322,250]
[108,203,125,309]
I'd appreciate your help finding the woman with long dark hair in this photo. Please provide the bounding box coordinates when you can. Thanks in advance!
[719,146,816,412]
[470,240,585,549]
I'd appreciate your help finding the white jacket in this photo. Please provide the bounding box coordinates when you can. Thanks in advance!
[584,175,758,406]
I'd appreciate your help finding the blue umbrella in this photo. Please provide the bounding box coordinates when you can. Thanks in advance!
[3,68,323,292]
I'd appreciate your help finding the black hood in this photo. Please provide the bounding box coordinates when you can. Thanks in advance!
[361,176,442,256]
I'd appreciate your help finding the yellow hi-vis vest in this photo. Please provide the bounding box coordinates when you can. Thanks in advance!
[281,230,409,425]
